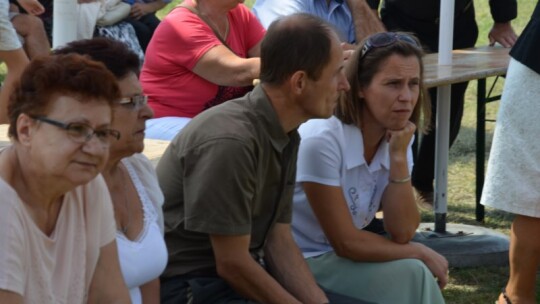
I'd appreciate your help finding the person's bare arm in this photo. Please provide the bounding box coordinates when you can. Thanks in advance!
[130,0,167,20]
[247,40,262,58]
[346,0,385,43]
[264,223,329,304]
[87,241,131,304]
[16,0,44,15]
[192,45,260,87]
[210,234,303,304]
[380,121,420,243]
[140,278,160,304]
[302,182,449,288]
[0,290,23,304]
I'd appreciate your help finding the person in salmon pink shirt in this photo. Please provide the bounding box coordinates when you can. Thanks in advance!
[140,0,265,140]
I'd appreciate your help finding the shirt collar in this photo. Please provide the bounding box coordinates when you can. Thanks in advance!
[342,122,390,171]
[247,85,298,152]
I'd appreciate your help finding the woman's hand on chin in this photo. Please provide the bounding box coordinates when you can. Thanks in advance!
[386,121,416,156]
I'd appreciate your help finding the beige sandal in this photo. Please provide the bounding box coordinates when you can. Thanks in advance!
[495,288,512,304]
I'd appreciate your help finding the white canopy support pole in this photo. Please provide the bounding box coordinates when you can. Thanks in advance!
[434,0,454,233]
[52,0,78,48]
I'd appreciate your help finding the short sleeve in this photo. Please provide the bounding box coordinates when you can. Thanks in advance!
[296,134,342,187]
[88,176,117,247]
[252,0,306,29]
[153,9,221,70]
[0,187,26,295]
[182,138,257,235]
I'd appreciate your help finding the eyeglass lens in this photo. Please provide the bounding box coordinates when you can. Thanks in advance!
[120,95,148,108]
[33,116,120,145]
[65,123,119,144]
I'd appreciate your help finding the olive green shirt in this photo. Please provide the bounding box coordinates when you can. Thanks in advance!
[157,85,300,277]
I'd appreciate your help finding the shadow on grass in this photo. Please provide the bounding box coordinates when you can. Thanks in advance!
[444,266,540,304]
[444,266,509,304]
[420,202,513,231]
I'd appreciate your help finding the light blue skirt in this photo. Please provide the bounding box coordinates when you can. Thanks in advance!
[306,252,445,304]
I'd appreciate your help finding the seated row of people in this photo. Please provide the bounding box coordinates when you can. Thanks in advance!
[141,0,384,140]
[0,38,166,303]
[53,38,168,303]
[7,0,165,58]
[144,0,514,142]
[1,14,448,303]
[2,0,529,301]
[155,15,447,304]
[1,0,166,125]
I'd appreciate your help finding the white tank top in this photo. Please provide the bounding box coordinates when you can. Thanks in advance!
[116,159,168,304]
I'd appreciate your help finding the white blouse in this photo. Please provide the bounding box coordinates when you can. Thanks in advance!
[292,117,414,258]
[117,154,168,304]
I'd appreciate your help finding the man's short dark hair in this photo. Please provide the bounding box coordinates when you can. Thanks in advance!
[259,13,336,85]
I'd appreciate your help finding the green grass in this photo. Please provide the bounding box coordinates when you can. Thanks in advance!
[3,1,539,303]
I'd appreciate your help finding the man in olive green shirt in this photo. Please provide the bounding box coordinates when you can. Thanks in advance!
[157,13,360,304]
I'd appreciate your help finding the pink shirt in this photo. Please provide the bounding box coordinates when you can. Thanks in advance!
[0,175,116,304]
[140,2,265,118]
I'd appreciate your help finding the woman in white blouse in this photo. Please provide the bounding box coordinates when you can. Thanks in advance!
[292,32,447,304]
[54,38,168,304]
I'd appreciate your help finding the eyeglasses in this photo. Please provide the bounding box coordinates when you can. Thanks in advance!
[32,116,121,145]
[360,32,420,59]
[119,94,148,109]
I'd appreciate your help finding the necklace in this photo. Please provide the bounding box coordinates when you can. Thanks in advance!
[191,0,229,40]
[209,17,229,40]
[118,164,131,235]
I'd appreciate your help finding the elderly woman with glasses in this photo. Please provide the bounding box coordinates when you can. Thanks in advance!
[0,54,131,303]
[291,32,447,304]
[53,38,168,304]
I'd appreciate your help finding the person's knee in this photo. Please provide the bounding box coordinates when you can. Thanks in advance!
[25,15,47,37]
[395,258,432,280]
[11,14,31,36]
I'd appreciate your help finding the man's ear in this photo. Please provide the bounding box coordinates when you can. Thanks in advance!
[16,114,35,146]
[289,70,307,95]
